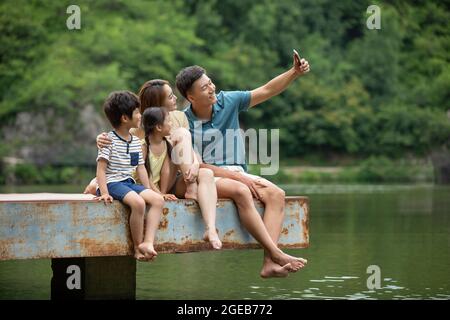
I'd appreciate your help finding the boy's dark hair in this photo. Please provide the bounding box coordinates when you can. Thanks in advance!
[175,65,205,99]
[103,91,140,128]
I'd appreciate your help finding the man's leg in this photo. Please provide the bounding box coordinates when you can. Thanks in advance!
[252,177,307,277]
[215,178,304,276]
[255,179,285,243]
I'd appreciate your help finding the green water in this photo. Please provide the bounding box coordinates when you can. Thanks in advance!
[1,184,449,300]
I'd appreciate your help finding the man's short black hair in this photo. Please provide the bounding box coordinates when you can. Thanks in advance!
[103,91,140,128]
[175,65,205,99]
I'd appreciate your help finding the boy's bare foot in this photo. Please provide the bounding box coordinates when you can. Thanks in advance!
[138,242,158,261]
[271,250,307,270]
[134,248,146,261]
[83,184,96,195]
[184,182,198,201]
[203,229,222,250]
[83,178,97,195]
[260,262,299,278]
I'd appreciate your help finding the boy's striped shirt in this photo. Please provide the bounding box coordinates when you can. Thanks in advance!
[97,131,144,184]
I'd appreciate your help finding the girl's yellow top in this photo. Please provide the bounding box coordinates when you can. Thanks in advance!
[148,143,167,191]
[130,110,188,189]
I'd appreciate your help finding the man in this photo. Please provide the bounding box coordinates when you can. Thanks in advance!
[176,51,310,278]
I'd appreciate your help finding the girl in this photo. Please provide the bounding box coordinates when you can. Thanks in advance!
[141,107,222,250]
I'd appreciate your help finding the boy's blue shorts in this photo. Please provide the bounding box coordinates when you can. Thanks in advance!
[96,178,147,201]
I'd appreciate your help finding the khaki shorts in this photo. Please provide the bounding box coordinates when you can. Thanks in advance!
[214,165,261,182]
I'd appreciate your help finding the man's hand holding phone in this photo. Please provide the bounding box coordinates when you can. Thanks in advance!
[293,49,310,76]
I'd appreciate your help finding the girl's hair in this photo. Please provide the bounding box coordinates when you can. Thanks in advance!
[138,79,170,114]
[141,107,172,177]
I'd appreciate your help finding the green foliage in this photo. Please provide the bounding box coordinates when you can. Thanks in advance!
[3,164,95,185]
[9,164,42,184]
[355,156,432,183]
[0,0,449,172]
[261,158,433,184]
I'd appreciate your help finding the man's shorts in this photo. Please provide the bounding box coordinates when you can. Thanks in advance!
[96,178,147,201]
[217,165,261,182]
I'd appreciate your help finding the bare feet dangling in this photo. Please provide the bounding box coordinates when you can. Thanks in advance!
[260,263,299,278]
[260,259,302,278]
[271,250,307,270]
[134,248,146,261]
[137,242,158,261]
[203,228,222,250]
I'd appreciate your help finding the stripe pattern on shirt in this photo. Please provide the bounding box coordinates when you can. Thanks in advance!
[97,131,144,184]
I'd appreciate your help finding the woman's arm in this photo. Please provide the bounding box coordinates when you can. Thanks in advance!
[96,133,112,149]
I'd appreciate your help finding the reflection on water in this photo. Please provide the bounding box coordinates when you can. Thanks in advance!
[0,184,449,300]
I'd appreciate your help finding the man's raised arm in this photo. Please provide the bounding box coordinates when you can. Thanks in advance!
[249,51,310,108]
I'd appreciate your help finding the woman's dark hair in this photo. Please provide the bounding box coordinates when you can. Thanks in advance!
[138,79,169,114]
[141,107,172,177]
[175,65,205,99]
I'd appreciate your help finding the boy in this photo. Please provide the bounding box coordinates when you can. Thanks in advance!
[95,90,165,261]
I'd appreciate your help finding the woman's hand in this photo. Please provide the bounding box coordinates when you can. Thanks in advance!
[97,132,112,149]
[162,194,177,201]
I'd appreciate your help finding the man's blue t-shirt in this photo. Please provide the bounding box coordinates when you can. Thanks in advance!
[183,90,251,171]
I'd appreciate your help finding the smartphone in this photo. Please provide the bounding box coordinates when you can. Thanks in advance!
[293,49,301,64]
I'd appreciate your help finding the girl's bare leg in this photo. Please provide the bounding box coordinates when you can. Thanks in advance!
[173,175,187,198]
[160,155,178,194]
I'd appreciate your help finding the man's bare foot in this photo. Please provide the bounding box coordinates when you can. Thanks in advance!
[137,242,158,261]
[203,229,222,250]
[260,262,299,278]
[184,182,198,201]
[271,250,307,269]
